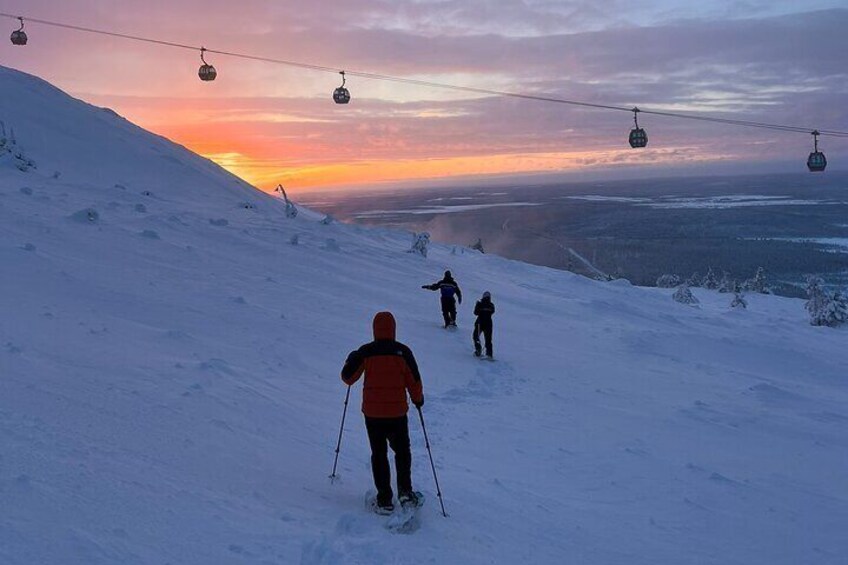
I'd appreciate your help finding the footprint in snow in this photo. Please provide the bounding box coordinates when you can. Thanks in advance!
[69,208,99,223]
[300,537,344,565]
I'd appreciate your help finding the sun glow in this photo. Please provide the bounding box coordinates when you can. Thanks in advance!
[195,146,726,192]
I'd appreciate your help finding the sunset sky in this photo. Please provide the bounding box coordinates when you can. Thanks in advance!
[1,1,846,193]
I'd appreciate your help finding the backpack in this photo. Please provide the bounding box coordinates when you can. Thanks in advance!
[440,284,456,298]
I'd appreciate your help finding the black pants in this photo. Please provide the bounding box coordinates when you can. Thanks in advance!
[473,320,493,356]
[365,415,412,505]
[440,297,457,327]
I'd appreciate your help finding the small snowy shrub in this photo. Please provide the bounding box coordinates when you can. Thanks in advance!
[673,284,699,305]
[274,184,298,218]
[0,122,37,172]
[320,214,334,225]
[731,291,747,309]
[408,232,430,257]
[656,274,681,288]
[701,268,719,290]
[470,238,485,253]
[805,276,848,327]
[285,202,298,219]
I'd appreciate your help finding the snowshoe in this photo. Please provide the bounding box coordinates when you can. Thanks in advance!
[365,491,394,515]
[398,490,424,509]
[374,501,394,515]
[388,491,424,534]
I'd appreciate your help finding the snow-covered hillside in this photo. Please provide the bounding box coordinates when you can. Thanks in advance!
[2,64,847,565]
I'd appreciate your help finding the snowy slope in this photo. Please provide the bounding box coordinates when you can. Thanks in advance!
[2,64,847,565]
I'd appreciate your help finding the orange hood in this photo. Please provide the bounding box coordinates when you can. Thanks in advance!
[373,311,396,341]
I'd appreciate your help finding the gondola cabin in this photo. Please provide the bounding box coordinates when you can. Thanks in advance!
[806,131,826,172]
[198,64,217,81]
[629,127,648,148]
[198,48,217,81]
[807,151,827,172]
[333,71,350,104]
[10,18,26,46]
[333,87,350,104]
[628,107,648,148]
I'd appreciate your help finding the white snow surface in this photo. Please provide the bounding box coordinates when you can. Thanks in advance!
[2,65,848,565]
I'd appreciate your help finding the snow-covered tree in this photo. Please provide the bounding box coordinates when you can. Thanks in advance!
[806,276,848,327]
[718,272,734,293]
[673,284,699,305]
[470,238,485,253]
[701,268,719,290]
[746,267,770,294]
[656,274,681,288]
[408,232,430,257]
[686,272,701,287]
[731,291,747,309]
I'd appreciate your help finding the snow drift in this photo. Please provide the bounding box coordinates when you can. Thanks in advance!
[1,64,847,565]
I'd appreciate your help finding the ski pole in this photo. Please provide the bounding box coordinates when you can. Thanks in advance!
[417,405,448,517]
[329,386,351,483]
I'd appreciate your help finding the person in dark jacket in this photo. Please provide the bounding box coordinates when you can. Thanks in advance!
[422,270,462,328]
[473,291,495,358]
[341,311,424,513]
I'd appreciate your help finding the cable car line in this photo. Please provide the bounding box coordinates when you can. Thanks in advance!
[3,12,846,138]
[3,9,848,169]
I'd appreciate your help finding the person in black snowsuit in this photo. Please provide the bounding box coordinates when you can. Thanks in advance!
[473,291,495,358]
[422,270,462,328]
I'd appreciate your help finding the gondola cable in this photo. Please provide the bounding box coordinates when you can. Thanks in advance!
[3,11,846,170]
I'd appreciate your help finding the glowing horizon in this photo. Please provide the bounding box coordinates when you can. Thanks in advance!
[2,1,846,193]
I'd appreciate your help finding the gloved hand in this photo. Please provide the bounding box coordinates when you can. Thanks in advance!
[413,398,424,409]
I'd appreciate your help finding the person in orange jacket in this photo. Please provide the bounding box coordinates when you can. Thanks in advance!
[341,311,424,514]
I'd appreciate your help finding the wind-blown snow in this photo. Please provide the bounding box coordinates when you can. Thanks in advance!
[2,64,847,565]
